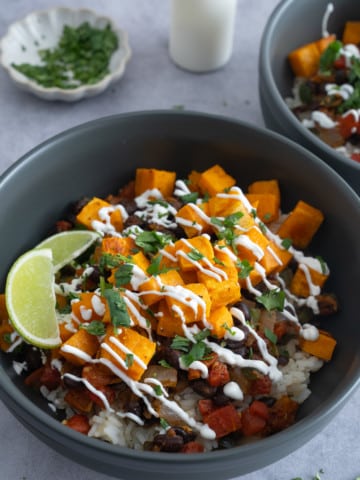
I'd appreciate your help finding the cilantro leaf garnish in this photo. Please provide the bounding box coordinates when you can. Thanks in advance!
[256,289,285,312]
[171,335,191,352]
[153,384,163,396]
[114,263,133,287]
[237,259,253,279]
[187,248,204,261]
[319,40,342,74]
[211,212,243,249]
[125,353,134,368]
[171,331,212,368]
[181,341,211,368]
[316,255,327,275]
[103,289,131,328]
[147,255,174,276]
[281,238,292,250]
[181,192,199,204]
[80,320,106,336]
[135,231,172,254]
[264,327,278,344]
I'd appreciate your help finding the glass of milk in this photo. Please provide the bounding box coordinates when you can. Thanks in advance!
[169,0,238,73]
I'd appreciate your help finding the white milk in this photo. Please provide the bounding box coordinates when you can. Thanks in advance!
[169,0,237,72]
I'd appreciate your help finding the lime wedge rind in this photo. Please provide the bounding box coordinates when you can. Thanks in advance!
[35,230,100,272]
[5,248,61,349]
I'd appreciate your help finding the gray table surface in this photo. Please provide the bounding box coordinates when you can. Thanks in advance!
[0,1,359,479]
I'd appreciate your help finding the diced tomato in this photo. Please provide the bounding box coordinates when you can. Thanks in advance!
[333,55,346,69]
[65,414,90,434]
[198,399,216,420]
[249,400,269,421]
[208,361,230,387]
[39,365,61,391]
[188,352,218,381]
[338,114,359,140]
[249,374,272,396]
[87,385,116,408]
[181,441,205,453]
[202,404,242,439]
[241,409,266,436]
[351,153,360,163]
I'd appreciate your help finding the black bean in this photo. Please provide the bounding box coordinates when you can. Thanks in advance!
[170,427,196,443]
[163,347,182,369]
[257,396,277,407]
[191,379,217,398]
[212,389,231,406]
[152,433,184,452]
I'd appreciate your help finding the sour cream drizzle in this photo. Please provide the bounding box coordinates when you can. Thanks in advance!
[321,2,334,38]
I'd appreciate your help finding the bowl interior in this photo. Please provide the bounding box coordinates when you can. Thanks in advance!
[0,111,359,478]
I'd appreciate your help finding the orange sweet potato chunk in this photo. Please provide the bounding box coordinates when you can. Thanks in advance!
[198,165,236,196]
[342,21,360,45]
[277,200,324,249]
[208,306,233,339]
[76,197,123,232]
[100,326,156,381]
[134,168,176,198]
[61,329,100,367]
[290,263,328,298]
[300,330,336,361]
[288,35,336,78]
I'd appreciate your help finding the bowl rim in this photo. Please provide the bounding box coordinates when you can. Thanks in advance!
[0,109,360,468]
[259,0,360,172]
[0,6,132,100]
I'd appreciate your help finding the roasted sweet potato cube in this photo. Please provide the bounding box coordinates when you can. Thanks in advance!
[76,197,124,232]
[300,330,336,361]
[198,165,236,196]
[100,326,156,381]
[208,195,255,230]
[246,193,279,223]
[138,276,162,306]
[288,35,336,78]
[213,242,239,282]
[175,236,214,272]
[248,179,280,202]
[235,226,269,263]
[277,200,324,249]
[197,274,241,309]
[265,241,293,274]
[176,201,211,238]
[134,168,176,198]
[316,35,337,53]
[156,300,185,337]
[188,170,202,192]
[290,261,328,298]
[61,329,100,367]
[208,306,234,338]
[288,41,320,77]
[71,292,107,323]
[132,251,151,272]
[100,236,136,256]
[342,22,360,45]
[165,283,211,324]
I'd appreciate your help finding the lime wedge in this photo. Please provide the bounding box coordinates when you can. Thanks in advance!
[35,230,99,272]
[5,248,61,349]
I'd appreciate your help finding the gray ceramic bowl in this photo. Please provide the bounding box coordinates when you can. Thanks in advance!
[0,111,359,479]
[259,0,360,195]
